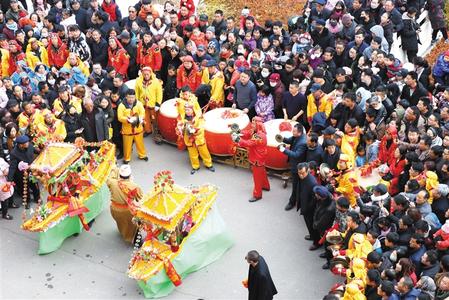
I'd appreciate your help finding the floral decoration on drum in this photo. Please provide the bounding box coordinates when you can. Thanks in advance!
[153,170,175,192]
[221,109,241,119]
[279,121,293,132]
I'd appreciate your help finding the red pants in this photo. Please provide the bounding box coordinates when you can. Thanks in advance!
[252,165,270,198]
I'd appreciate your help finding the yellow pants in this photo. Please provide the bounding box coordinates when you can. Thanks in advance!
[123,133,147,162]
[187,144,212,169]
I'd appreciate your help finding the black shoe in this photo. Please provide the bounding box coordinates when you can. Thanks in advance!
[319,252,326,258]
[123,160,130,164]
[116,153,123,160]
[144,132,151,137]
[304,235,312,241]
[309,244,320,251]
[248,197,262,202]
[262,187,270,191]
[284,203,294,211]
[206,166,215,172]
[25,203,30,209]
[190,168,199,175]
[9,203,19,209]
[2,214,13,220]
[322,262,330,270]
[139,157,149,162]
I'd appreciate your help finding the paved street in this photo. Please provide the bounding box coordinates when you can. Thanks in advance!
[1,138,335,299]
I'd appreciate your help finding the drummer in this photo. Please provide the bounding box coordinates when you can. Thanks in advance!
[176,102,215,174]
[135,66,163,143]
[176,86,202,122]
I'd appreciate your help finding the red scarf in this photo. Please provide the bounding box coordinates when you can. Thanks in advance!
[101,1,118,21]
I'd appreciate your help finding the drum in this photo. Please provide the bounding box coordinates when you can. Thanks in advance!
[157,99,179,143]
[204,108,250,156]
[264,119,298,170]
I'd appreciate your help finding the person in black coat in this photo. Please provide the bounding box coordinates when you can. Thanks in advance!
[337,92,365,130]
[62,105,82,143]
[399,7,420,62]
[312,185,336,250]
[7,135,39,209]
[305,132,324,165]
[400,71,429,106]
[310,20,335,51]
[322,139,341,171]
[245,250,277,300]
[70,0,89,32]
[88,29,109,68]
[297,162,319,246]
[279,123,307,211]
[79,99,109,142]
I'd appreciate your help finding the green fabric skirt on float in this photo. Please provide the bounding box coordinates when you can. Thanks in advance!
[137,205,234,298]
[37,184,110,255]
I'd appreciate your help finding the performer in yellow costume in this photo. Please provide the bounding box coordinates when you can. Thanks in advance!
[176,86,202,120]
[306,83,332,125]
[17,102,45,136]
[35,111,67,144]
[176,102,215,174]
[135,67,163,141]
[426,171,439,204]
[201,59,225,109]
[117,89,148,164]
[335,154,361,207]
[340,119,361,168]
[52,85,82,118]
[107,164,143,244]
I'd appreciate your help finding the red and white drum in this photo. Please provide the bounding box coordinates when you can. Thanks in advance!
[157,99,179,143]
[204,108,250,156]
[264,119,298,170]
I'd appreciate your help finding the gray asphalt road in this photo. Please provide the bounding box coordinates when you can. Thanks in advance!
[0,139,335,299]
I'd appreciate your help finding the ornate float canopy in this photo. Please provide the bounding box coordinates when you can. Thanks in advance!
[30,143,83,178]
[135,171,197,232]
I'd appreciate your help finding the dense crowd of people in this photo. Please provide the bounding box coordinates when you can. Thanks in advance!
[1,0,449,298]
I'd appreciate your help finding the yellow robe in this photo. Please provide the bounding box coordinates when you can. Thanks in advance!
[17,110,45,136]
[135,73,163,108]
[306,93,332,123]
[52,96,82,117]
[117,101,147,162]
[35,119,67,142]
[201,69,225,106]
[176,94,202,122]
[336,169,360,207]
[25,42,49,69]
[62,57,90,77]
[107,167,143,244]
[341,129,361,168]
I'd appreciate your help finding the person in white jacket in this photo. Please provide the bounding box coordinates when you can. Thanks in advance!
[0,157,15,220]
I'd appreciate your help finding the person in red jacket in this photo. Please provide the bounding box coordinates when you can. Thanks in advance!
[108,37,130,79]
[233,116,270,202]
[136,31,162,73]
[101,0,122,22]
[389,146,407,195]
[47,33,69,68]
[179,0,195,17]
[378,125,398,165]
[6,40,26,77]
[176,55,202,92]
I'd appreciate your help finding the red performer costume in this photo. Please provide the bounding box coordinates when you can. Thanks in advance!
[378,125,398,165]
[235,116,270,202]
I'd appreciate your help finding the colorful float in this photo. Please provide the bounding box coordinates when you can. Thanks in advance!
[21,139,116,254]
[127,170,233,298]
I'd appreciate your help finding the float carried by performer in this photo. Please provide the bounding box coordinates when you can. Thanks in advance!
[127,170,233,298]
[21,138,116,254]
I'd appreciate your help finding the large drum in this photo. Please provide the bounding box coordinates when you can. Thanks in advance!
[264,119,298,170]
[157,99,179,143]
[204,108,250,156]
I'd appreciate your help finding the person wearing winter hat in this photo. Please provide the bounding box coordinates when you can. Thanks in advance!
[106,164,143,244]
